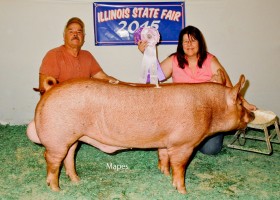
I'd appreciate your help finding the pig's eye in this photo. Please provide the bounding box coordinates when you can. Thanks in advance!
[238,100,243,106]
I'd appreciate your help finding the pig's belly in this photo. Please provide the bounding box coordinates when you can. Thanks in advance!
[84,126,170,149]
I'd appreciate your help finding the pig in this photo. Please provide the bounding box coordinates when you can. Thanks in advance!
[27,74,254,194]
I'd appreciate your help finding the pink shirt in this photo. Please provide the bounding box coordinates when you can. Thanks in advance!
[172,53,213,83]
[40,45,102,83]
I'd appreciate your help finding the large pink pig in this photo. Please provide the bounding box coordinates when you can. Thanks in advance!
[27,75,254,194]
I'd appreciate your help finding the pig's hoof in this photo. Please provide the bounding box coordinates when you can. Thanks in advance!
[66,170,80,182]
[47,180,60,192]
[162,169,170,176]
[172,183,187,194]
[158,166,170,176]
[70,175,80,183]
[49,185,60,192]
[178,188,187,194]
[52,187,60,192]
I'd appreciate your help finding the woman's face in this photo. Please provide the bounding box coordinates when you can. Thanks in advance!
[182,34,199,57]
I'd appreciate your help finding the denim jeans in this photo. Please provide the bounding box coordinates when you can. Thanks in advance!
[198,133,224,155]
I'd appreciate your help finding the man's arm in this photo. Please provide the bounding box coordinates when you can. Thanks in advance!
[91,70,118,82]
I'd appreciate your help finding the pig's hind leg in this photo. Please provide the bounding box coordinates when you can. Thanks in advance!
[63,142,80,182]
[158,148,170,175]
[44,145,71,191]
[168,145,194,194]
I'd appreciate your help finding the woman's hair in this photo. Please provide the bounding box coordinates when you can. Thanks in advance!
[171,25,208,69]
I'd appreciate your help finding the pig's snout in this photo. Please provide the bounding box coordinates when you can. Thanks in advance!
[249,111,255,122]
[243,110,255,127]
[236,110,254,131]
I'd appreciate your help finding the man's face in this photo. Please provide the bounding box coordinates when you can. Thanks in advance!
[64,23,85,49]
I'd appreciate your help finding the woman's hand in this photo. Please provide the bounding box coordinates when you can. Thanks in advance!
[210,69,226,85]
[137,40,148,53]
[210,69,257,112]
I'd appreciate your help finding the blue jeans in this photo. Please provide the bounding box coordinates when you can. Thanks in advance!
[198,134,224,155]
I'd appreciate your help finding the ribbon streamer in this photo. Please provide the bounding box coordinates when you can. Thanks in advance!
[134,27,164,86]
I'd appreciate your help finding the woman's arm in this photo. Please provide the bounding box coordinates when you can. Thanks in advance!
[159,56,173,81]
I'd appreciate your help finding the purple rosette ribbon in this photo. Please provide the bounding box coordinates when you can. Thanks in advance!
[134,27,144,44]
[134,27,165,85]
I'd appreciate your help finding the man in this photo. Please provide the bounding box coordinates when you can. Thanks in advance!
[27,17,116,143]
[38,17,116,91]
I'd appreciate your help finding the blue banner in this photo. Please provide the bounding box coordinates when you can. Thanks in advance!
[93,2,185,46]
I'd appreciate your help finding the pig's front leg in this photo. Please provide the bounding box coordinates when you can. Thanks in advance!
[158,148,170,176]
[168,145,194,194]
[63,142,80,182]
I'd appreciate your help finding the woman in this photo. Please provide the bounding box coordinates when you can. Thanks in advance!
[138,25,256,155]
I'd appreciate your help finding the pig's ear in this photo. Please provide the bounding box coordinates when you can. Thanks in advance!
[227,75,245,105]
[238,74,246,89]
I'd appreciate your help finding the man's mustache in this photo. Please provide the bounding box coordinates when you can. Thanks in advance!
[71,36,80,41]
